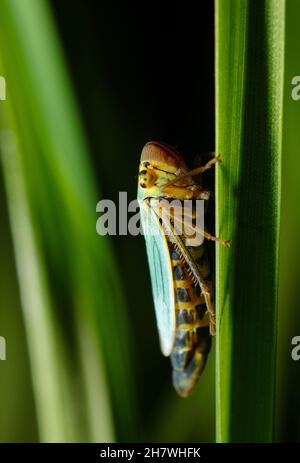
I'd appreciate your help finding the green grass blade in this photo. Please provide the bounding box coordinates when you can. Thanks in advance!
[0,131,71,441]
[0,0,137,441]
[276,0,300,442]
[215,0,285,442]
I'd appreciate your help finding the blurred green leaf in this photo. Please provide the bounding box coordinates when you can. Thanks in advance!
[0,0,137,442]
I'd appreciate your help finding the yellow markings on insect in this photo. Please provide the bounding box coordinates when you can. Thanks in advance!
[137,141,229,397]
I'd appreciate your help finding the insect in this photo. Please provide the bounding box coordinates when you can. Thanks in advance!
[137,141,230,397]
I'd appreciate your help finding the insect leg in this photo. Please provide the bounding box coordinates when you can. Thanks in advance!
[160,154,222,191]
[170,212,231,247]
[201,282,216,336]
[186,222,231,247]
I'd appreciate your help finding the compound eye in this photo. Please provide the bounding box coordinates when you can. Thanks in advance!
[139,168,156,188]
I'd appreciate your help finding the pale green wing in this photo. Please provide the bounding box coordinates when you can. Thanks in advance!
[139,199,175,356]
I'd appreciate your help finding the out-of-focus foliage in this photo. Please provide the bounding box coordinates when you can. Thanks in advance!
[0,0,136,442]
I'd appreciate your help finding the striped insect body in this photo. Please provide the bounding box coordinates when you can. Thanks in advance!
[138,141,229,397]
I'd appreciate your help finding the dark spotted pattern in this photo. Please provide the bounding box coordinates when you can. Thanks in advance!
[172,327,212,397]
[169,241,212,396]
[174,330,190,348]
[171,248,181,260]
[170,349,192,371]
[195,327,212,352]
[176,309,194,325]
[176,288,189,302]
[173,265,185,280]
[196,304,207,320]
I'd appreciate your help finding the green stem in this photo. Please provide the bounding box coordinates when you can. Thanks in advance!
[215,0,285,442]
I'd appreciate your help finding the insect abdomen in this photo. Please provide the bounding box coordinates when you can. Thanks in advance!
[172,330,211,398]
[169,245,212,397]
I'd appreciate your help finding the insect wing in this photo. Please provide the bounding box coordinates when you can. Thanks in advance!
[150,199,215,334]
[139,201,175,356]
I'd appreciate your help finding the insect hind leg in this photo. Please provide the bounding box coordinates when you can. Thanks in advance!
[202,284,216,336]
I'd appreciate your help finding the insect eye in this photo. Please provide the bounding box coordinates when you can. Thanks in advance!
[139,168,156,188]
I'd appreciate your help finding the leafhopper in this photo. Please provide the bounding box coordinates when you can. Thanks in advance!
[138,141,229,397]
